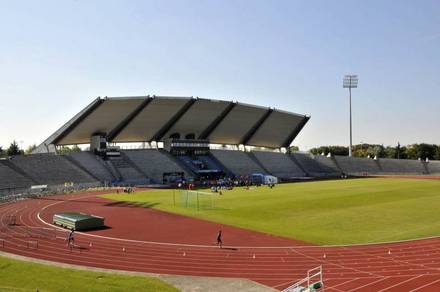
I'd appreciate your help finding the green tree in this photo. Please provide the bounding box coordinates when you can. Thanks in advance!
[384,146,397,159]
[309,146,348,156]
[404,144,418,160]
[435,146,440,160]
[417,143,437,160]
[0,146,5,158]
[57,145,82,155]
[6,141,23,156]
[287,145,299,153]
[25,144,37,155]
[310,146,330,155]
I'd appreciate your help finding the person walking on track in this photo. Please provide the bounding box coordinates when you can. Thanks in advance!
[67,229,75,249]
[216,230,223,248]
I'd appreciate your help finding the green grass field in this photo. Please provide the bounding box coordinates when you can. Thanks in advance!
[0,255,177,292]
[103,178,440,245]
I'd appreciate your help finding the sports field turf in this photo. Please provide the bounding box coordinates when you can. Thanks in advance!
[0,255,177,292]
[103,178,440,245]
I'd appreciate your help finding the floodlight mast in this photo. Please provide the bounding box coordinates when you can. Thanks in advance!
[343,75,358,157]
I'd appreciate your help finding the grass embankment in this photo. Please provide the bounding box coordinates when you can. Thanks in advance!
[0,255,178,292]
[103,178,440,245]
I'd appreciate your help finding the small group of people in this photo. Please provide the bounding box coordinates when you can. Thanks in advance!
[115,187,134,194]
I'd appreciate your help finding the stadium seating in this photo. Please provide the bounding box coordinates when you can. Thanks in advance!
[378,158,426,174]
[3,148,440,194]
[176,155,201,173]
[198,154,227,173]
[291,153,341,177]
[427,160,440,174]
[107,154,149,184]
[175,155,224,174]
[334,155,381,175]
[0,160,35,190]
[251,151,305,179]
[67,152,115,182]
[123,149,192,183]
[210,149,266,176]
[8,154,97,185]
[313,155,342,175]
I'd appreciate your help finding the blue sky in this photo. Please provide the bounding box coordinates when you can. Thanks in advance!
[1,0,439,150]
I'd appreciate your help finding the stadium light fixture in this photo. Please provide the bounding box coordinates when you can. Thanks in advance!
[343,75,358,157]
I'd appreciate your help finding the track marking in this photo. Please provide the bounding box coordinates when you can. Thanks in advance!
[31,192,440,249]
[410,278,440,291]
[328,277,360,288]
[350,276,389,291]
[377,274,424,291]
[5,190,440,291]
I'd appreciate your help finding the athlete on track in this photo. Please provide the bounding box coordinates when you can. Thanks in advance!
[216,230,223,248]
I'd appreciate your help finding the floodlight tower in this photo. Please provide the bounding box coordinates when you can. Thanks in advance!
[343,75,358,157]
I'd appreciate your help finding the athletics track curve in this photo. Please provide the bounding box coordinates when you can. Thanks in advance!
[2,190,440,291]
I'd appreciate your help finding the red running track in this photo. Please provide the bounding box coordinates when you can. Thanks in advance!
[2,190,440,291]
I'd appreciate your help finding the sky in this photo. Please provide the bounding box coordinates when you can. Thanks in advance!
[1,0,439,151]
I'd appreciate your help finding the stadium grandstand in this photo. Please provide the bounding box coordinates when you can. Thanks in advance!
[1,95,439,196]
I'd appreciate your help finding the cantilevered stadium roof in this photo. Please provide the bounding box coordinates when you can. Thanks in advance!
[37,96,309,151]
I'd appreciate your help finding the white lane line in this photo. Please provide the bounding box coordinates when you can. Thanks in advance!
[410,278,440,291]
[378,274,424,291]
[330,277,360,288]
[350,277,388,291]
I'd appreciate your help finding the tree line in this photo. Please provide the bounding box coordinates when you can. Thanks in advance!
[308,143,440,160]
[0,141,81,158]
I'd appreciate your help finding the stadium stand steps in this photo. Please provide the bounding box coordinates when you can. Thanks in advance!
[1,159,39,184]
[122,149,193,183]
[374,158,383,172]
[210,149,266,176]
[0,160,35,190]
[159,150,197,177]
[422,161,429,174]
[8,154,97,185]
[67,152,116,183]
[175,155,200,173]
[329,156,344,174]
[107,154,149,184]
[63,154,102,182]
[205,153,234,176]
[312,155,342,176]
[246,152,272,175]
[104,160,122,181]
[334,155,381,176]
[291,153,336,177]
[174,154,229,176]
[120,152,152,179]
[287,153,310,176]
[251,151,306,179]
[427,160,440,174]
[378,158,425,174]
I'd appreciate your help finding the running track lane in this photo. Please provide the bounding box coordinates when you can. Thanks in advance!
[1,191,440,291]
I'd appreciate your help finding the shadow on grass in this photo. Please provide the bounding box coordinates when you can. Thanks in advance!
[103,201,160,209]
